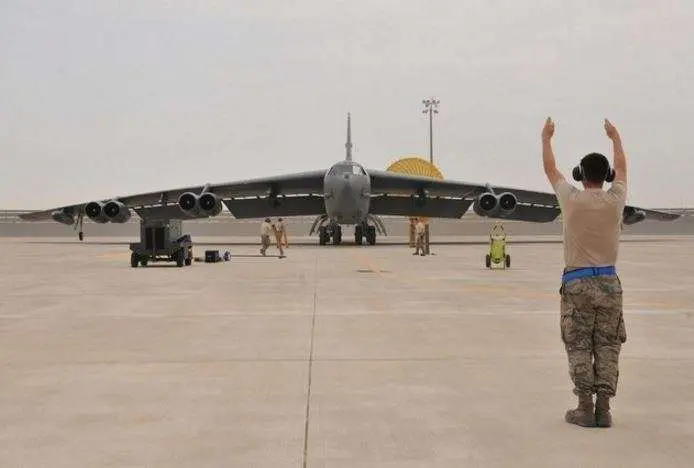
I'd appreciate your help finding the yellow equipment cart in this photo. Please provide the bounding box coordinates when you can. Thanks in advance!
[486,222,511,269]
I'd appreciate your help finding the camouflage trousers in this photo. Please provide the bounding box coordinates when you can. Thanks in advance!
[560,275,627,397]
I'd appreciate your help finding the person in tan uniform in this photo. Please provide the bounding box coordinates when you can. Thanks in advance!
[259,218,272,256]
[275,218,288,249]
[542,117,628,428]
[413,219,426,256]
[273,218,286,258]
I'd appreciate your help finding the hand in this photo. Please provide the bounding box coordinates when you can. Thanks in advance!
[604,118,620,141]
[541,117,554,141]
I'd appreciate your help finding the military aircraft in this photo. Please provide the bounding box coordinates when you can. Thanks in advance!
[20,113,680,244]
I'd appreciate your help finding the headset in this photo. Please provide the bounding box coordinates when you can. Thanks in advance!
[572,154,615,183]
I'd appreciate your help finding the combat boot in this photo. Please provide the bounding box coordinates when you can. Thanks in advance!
[565,392,596,427]
[595,394,612,428]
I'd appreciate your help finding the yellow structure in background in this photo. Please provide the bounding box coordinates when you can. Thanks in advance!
[386,156,444,250]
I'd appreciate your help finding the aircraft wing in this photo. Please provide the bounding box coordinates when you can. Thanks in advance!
[19,170,327,223]
[367,170,681,224]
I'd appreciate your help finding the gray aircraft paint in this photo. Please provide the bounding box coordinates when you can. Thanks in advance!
[322,113,371,225]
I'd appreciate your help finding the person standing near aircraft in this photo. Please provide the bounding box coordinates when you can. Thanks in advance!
[542,117,628,428]
[275,217,288,249]
[260,218,273,256]
[413,219,426,256]
[273,218,286,258]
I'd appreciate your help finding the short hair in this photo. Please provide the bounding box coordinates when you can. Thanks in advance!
[580,152,610,183]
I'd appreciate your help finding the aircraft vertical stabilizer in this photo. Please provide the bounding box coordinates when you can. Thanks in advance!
[345,112,353,161]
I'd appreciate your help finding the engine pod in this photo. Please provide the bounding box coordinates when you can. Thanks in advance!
[85,201,109,223]
[199,192,223,217]
[103,200,132,223]
[475,192,499,215]
[51,210,75,225]
[498,192,517,214]
[178,192,201,217]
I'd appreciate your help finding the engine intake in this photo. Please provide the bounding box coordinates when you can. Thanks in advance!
[498,192,517,214]
[199,192,223,217]
[85,201,109,223]
[473,191,518,217]
[103,200,132,223]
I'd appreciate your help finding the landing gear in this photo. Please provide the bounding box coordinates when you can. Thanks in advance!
[310,215,384,246]
[332,225,342,245]
[318,224,342,245]
[354,223,376,245]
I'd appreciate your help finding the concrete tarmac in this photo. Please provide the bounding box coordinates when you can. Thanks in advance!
[1,237,693,467]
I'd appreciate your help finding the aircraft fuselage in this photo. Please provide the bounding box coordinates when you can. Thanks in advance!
[322,160,370,224]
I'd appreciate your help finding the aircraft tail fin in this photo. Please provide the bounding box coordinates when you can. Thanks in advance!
[345,112,353,161]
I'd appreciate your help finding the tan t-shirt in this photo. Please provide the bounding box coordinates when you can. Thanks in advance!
[260,221,272,237]
[553,179,627,268]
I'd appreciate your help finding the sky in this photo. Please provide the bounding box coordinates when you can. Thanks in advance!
[2,0,693,210]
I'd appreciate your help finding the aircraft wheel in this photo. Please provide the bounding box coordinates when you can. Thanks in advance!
[131,252,139,268]
[175,249,185,267]
[333,226,342,245]
[318,226,327,245]
[485,254,491,268]
[140,258,148,267]
[354,225,363,244]
[505,254,511,268]
[367,226,376,245]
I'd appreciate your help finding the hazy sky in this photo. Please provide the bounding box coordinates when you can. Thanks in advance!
[2,0,693,210]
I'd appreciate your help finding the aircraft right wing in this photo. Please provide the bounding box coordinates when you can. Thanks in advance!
[367,170,680,225]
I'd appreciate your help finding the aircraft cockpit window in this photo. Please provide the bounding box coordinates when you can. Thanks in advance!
[329,163,366,176]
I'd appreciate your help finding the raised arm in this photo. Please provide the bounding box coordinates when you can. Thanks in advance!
[604,119,627,184]
[541,117,564,186]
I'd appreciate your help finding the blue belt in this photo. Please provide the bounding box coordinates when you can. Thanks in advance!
[562,266,616,284]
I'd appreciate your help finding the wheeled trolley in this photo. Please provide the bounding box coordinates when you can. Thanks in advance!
[485,223,510,269]
[129,218,193,267]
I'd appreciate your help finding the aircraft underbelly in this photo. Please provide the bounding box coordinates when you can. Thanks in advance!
[324,177,369,224]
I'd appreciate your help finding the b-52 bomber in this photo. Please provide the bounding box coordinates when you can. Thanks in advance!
[21,114,680,244]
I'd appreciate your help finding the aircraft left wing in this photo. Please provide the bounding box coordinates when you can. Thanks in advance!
[19,170,327,224]
[367,170,680,225]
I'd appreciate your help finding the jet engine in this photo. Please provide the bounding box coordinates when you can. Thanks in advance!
[199,192,223,217]
[84,201,109,223]
[103,200,132,223]
[51,210,75,225]
[623,206,646,225]
[498,192,517,214]
[178,191,223,217]
[473,191,518,217]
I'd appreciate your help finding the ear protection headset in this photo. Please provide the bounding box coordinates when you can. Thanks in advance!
[572,156,615,183]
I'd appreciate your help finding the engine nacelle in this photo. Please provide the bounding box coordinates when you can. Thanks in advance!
[623,207,646,225]
[103,200,132,223]
[473,191,518,217]
[51,210,75,226]
[199,192,223,217]
[84,201,109,223]
[498,192,517,214]
[473,192,499,216]
[178,191,222,217]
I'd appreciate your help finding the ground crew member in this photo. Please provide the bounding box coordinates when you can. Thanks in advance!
[276,217,288,249]
[260,218,272,256]
[272,218,286,258]
[542,117,628,428]
[413,219,426,256]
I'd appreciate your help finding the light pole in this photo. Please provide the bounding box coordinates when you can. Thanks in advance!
[422,98,439,164]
